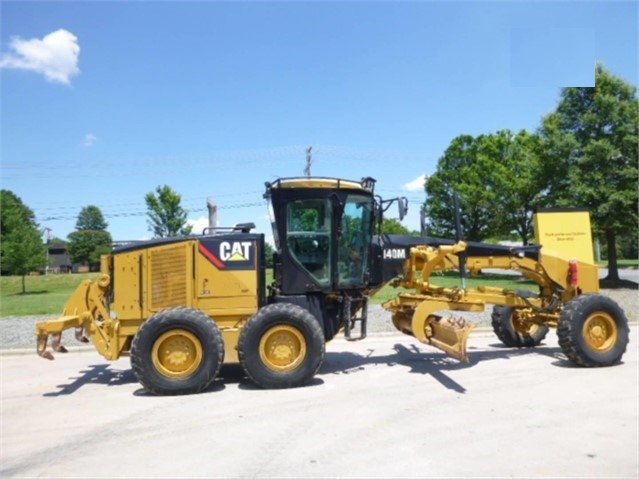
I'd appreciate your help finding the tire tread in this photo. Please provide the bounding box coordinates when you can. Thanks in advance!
[238,302,325,389]
[491,305,549,348]
[131,307,224,395]
[557,294,629,367]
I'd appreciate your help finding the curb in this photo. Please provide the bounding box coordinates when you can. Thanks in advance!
[0,346,97,357]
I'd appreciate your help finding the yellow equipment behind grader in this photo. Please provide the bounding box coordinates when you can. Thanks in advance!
[35,177,630,395]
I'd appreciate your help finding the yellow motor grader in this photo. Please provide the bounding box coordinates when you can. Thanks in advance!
[35,177,630,395]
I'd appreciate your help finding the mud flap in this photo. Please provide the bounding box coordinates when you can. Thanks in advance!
[426,315,475,363]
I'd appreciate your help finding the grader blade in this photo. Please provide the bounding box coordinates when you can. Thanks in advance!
[426,315,475,363]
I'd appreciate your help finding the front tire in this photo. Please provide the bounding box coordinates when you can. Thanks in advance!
[238,303,325,389]
[131,307,224,395]
[491,306,549,347]
[557,294,629,367]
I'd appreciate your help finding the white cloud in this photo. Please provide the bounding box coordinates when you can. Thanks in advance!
[0,29,80,84]
[188,215,211,235]
[403,174,427,192]
[83,133,97,147]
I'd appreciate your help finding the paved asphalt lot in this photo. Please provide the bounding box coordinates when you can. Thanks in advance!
[1,328,637,479]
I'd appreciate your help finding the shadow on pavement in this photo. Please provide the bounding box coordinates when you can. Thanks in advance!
[43,364,137,397]
[41,342,568,397]
[321,341,566,394]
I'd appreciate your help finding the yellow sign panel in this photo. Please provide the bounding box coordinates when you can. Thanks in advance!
[534,209,594,264]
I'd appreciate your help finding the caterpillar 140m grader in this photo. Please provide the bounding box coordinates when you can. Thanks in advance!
[36,177,630,395]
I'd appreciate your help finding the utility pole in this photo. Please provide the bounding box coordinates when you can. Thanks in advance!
[43,227,52,275]
[304,146,312,178]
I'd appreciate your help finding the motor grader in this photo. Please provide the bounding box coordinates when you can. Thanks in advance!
[35,177,630,395]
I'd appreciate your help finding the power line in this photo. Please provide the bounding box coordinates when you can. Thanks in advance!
[29,190,264,212]
[2,145,431,179]
[36,201,267,222]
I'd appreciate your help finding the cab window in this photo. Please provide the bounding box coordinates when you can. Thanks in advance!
[286,199,332,285]
[338,194,374,286]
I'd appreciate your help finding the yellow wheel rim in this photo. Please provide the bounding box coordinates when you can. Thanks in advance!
[582,312,618,353]
[512,319,541,335]
[259,325,306,372]
[511,312,539,335]
[152,329,203,378]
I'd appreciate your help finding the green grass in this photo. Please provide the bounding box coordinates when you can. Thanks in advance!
[597,259,638,269]
[0,273,99,317]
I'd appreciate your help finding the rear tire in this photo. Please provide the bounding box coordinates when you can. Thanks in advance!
[238,303,325,389]
[131,307,224,395]
[557,294,629,367]
[491,306,549,347]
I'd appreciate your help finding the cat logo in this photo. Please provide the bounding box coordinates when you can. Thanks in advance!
[220,241,252,262]
[199,239,255,270]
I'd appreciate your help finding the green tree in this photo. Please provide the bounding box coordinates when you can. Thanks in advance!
[539,64,639,280]
[618,230,638,260]
[67,205,113,271]
[1,190,36,249]
[289,206,319,232]
[381,218,418,236]
[0,190,47,292]
[264,241,275,268]
[145,185,193,238]
[76,205,108,230]
[491,130,548,245]
[424,134,505,241]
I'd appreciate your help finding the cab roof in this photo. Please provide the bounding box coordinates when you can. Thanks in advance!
[265,177,375,193]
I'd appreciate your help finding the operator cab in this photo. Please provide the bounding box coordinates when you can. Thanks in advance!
[264,177,376,296]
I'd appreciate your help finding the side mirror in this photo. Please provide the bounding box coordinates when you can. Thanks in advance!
[398,197,408,221]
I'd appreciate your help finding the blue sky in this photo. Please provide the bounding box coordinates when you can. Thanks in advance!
[1,1,637,244]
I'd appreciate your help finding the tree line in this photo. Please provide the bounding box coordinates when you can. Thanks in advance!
[0,185,191,292]
[423,64,637,280]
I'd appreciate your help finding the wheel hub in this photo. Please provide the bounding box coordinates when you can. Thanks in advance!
[152,329,203,378]
[583,313,617,353]
[259,325,306,372]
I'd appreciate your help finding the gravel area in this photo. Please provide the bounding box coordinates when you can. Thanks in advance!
[1,289,636,351]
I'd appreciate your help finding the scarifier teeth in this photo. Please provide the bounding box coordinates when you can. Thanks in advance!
[51,333,68,353]
[75,327,89,343]
[41,351,55,360]
[37,335,55,360]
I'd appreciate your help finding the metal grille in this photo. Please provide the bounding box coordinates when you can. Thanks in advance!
[149,244,188,310]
